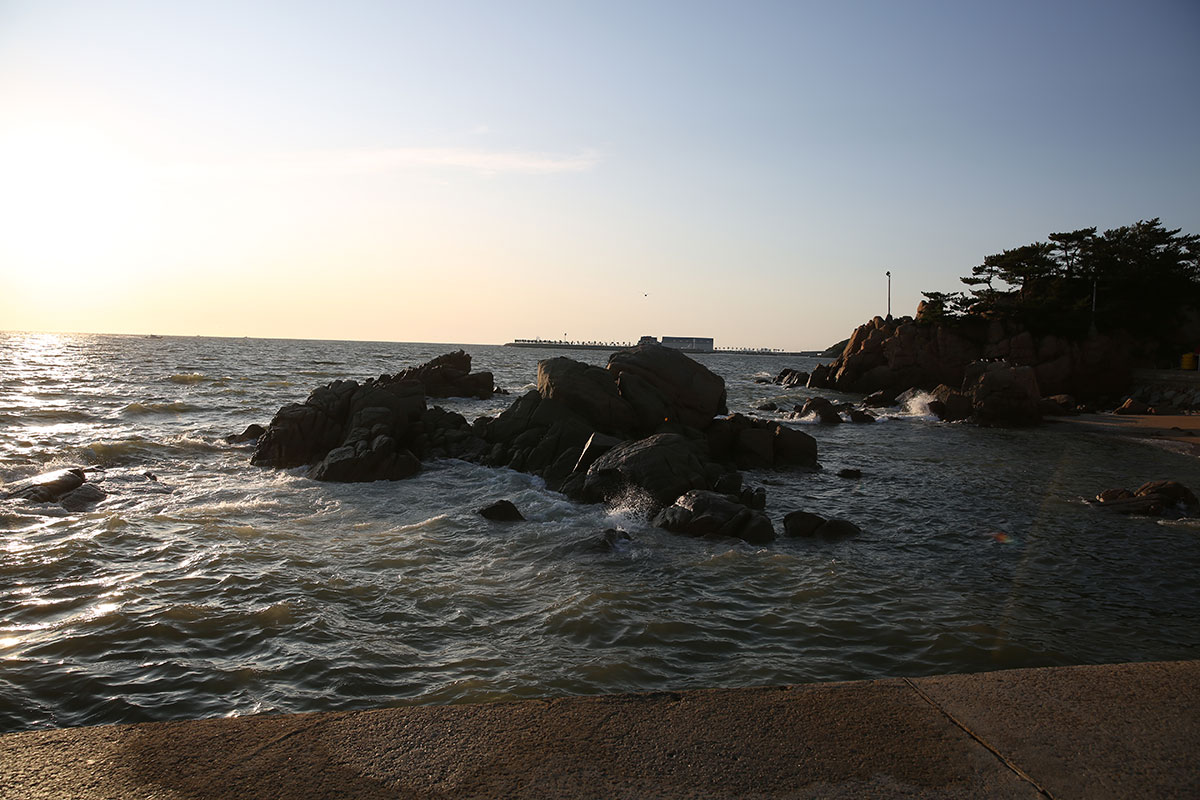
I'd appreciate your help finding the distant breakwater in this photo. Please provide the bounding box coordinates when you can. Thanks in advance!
[504,339,817,357]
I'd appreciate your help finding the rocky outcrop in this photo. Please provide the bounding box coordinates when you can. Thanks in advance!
[653,490,775,544]
[4,467,88,503]
[608,344,728,431]
[252,352,495,483]
[926,384,972,422]
[704,413,819,470]
[964,362,1042,426]
[773,368,810,388]
[2,467,108,510]
[809,314,1137,401]
[795,397,842,425]
[392,350,495,399]
[226,424,266,444]
[1092,480,1199,515]
[571,433,720,508]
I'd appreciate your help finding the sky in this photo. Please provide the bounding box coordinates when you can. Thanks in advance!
[1,1,1198,349]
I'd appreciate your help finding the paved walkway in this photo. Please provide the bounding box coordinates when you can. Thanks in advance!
[2,660,1196,799]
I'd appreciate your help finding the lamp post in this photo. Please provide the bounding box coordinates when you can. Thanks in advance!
[885,270,892,321]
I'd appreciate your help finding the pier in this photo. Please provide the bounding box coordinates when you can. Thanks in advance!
[503,338,820,357]
[3,660,1196,798]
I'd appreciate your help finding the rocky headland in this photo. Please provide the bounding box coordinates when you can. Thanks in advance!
[801,313,1144,426]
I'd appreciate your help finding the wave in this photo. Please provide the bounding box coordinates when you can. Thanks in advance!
[168,373,206,385]
[1,408,96,424]
[83,435,224,465]
[120,401,200,416]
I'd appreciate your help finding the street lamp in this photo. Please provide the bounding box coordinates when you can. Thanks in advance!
[885,270,892,321]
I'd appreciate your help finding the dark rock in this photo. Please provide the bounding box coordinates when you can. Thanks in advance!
[59,483,107,511]
[226,424,266,444]
[309,437,420,482]
[771,422,819,468]
[713,471,743,495]
[572,433,623,475]
[837,468,862,479]
[1135,480,1199,508]
[964,361,1042,426]
[653,489,775,544]
[847,409,875,424]
[815,518,862,539]
[4,468,87,502]
[391,350,494,399]
[755,401,778,412]
[1093,481,1197,515]
[862,390,898,408]
[607,344,728,431]
[537,357,635,434]
[1040,394,1078,416]
[580,433,717,508]
[739,486,767,510]
[783,510,826,538]
[773,368,810,388]
[1114,398,1151,415]
[706,415,818,470]
[929,384,972,422]
[479,500,525,521]
[796,397,842,424]
[806,363,832,389]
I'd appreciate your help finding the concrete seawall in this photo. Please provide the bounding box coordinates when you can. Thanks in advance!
[2,660,1197,799]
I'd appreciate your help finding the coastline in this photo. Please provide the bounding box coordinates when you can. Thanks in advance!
[1047,412,1200,457]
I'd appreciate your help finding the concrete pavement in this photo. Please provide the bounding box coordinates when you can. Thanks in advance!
[2,660,1197,799]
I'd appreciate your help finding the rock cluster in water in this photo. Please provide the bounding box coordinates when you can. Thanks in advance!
[250,344,825,544]
[251,350,495,482]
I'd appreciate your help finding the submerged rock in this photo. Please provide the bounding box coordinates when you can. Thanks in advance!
[479,500,525,521]
[653,490,775,544]
[783,510,862,539]
[4,468,87,503]
[578,433,718,508]
[60,483,107,511]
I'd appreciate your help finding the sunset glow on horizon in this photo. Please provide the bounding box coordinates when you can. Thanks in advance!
[2,1,1198,349]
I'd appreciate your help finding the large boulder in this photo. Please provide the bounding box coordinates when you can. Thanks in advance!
[964,361,1042,426]
[653,490,775,544]
[607,344,728,431]
[537,357,635,434]
[705,414,819,469]
[928,384,972,422]
[578,433,718,508]
[392,350,494,399]
[309,436,420,482]
[796,397,842,425]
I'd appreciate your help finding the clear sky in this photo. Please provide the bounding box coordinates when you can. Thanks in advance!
[1,1,1197,349]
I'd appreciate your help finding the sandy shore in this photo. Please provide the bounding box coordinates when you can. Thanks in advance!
[1048,412,1200,456]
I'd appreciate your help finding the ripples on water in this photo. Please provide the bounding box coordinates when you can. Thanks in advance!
[2,332,1199,733]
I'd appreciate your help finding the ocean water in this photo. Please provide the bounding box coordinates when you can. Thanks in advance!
[2,331,1199,734]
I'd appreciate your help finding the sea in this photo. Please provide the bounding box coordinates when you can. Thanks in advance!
[2,331,1199,734]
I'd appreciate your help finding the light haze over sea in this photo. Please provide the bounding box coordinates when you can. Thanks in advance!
[2,332,1199,733]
